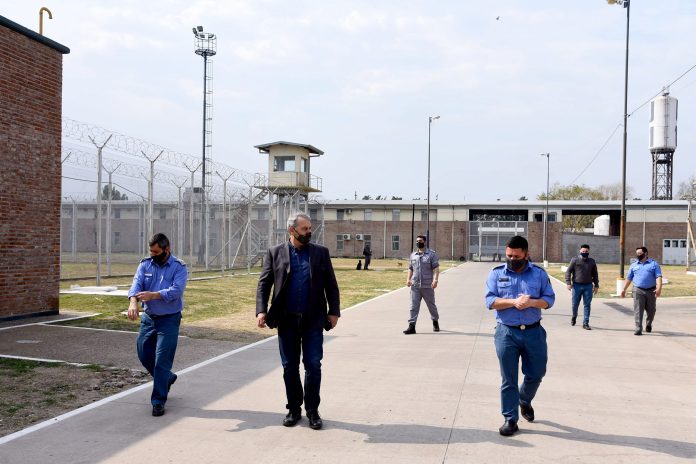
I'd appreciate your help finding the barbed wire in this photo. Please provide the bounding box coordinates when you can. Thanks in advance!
[63,117,266,188]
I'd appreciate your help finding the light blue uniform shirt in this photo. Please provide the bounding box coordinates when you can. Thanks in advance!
[128,254,188,316]
[485,261,555,326]
[409,248,440,287]
[627,258,662,289]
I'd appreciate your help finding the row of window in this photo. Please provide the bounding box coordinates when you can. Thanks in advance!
[336,234,402,251]
[664,239,687,248]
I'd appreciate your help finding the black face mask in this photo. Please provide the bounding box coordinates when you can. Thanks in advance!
[416,242,425,249]
[152,251,168,265]
[636,253,645,262]
[294,231,312,245]
[580,252,589,259]
[506,258,527,272]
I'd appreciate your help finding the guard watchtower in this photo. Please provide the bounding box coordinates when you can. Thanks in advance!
[255,141,324,245]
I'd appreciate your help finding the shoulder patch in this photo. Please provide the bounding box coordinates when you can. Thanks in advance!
[140,257,151,263]
[175,258,187,266]
[492,264,505,270]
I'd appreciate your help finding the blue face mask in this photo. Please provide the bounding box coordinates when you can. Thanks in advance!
[580,252,589,259]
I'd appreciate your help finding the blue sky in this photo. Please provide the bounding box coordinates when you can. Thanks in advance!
[5,1,696,201]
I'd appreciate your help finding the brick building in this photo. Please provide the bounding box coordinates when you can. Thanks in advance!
[0,15,69,320]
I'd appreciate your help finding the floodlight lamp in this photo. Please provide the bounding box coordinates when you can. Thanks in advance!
[197,26,203,32]
[192,27,197,36]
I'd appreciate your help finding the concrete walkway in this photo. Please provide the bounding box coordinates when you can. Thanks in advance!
[1,262,695,463]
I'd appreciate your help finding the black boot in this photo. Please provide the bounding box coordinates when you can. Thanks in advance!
[433,320,440,332]
[403,323,416,335]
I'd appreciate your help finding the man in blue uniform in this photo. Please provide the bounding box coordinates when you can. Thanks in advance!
[127,233,188,417]
[485,235,555,436]
[620,246,662,335]
[403,234,440,334]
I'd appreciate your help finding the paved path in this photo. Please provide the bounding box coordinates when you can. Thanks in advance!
[1,262,695,463]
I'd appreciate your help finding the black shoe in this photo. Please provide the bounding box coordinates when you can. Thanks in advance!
[634,329,642,336]
[403,323,416,335]
[307,410,323,430]
[168,374,177,393]
[519,403,534,422]
[152,404,165,417]
[499,420,518,436]
[646,324,652,333]
[283,410,301,427]
[582,324,591,330]
[571,317,576,326]
[433,320,440,332]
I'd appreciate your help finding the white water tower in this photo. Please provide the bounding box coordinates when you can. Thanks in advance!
[649,88,678,199]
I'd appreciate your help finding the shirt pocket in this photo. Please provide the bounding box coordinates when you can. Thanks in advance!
[496,281,514,298]
[520,281,541,297]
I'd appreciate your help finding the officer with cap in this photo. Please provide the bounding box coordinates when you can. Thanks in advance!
[485,235,555,436]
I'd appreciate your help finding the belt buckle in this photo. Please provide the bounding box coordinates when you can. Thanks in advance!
[520,324,526,330]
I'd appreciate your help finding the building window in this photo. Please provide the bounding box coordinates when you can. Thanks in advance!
[672,240,679,248]
[391,235,400,251]
[337,209,345,220]
[159,209,166,220]
[114,209,121,219]
[548,212,557,222]
[420,209,427,221]
[336,234,344,251]
[301,158,308,172]
[209,209,215,220]
[309,208,318,221]
[114,231,120,245]
[364,209,372,221]
[273,156,295,172]
[258,209,269,220]
[664,239,670,247]
[681,240,687,248]
[392,209,400,221]
[533,213,543,222]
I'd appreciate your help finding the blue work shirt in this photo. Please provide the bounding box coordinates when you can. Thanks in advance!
[409,248,440,287]
[128,254,188,316]
[627,258,662,289]
[485,261,555,326]
[286,242,310,313]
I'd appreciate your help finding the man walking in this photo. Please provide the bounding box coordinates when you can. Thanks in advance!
[621,246,662,335]
[485,236,555,436]
[363,243,372,270]
[127,233,187,417]
[256,212,340,430]
[565,244,599,330]
[403,234,440,334]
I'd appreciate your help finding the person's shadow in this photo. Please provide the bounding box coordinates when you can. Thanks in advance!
[184,409,696,457]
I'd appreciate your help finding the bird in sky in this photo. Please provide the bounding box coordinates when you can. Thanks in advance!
[496,16,500,20]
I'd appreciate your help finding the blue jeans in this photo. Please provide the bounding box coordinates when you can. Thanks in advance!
[278,317,324,413]
[494,323,547,422]
[137,312,181,406]
[571,283,594,325]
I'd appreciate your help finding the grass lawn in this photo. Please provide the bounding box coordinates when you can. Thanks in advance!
[546,263,696,298]
[58,259,460,341]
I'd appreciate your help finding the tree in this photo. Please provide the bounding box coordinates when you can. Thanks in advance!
[361,195,372,200]
[536,183,633,232]
[102,185,128,200]
[675,175,696,199]
[518,196,528,201]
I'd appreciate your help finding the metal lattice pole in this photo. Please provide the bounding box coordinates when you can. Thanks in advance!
[88,134,112,286]
[104,163,121,276]
[141,150,164,241]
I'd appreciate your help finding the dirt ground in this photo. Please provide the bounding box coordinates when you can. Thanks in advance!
[0,359,149,437]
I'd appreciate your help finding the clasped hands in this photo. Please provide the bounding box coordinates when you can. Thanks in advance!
[513,294,534,310]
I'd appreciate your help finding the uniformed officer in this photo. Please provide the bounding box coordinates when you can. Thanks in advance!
[620,246,663,335]
[127,233,188,417]
[485,235,555,436]
[403,234,440,334]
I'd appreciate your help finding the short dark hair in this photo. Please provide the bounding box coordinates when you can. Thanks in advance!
[506,235,528,251]
[149,233,170,250]
[580,244,590,250]
[416,235,426,241]
[636,246,648,254]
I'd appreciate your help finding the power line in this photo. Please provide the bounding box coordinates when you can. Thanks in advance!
[569,123,623,185]
[628,62,696,117]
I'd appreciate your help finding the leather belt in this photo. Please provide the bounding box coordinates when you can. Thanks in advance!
[635,286,656,291]
[505,321,541,330]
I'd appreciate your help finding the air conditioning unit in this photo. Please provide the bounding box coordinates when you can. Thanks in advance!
[356,234,365,240]
[346,208,352,214]
[342,234,351,240]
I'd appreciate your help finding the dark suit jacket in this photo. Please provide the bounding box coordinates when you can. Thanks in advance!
[256,242,340,330]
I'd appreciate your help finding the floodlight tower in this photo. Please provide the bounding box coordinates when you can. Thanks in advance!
[192,25,216,266]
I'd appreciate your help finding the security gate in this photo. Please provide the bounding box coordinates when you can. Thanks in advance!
[468,221,527,262]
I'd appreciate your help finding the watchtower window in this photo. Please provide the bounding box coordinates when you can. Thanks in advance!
[274,156,295,172]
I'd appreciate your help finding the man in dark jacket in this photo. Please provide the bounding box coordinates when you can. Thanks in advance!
[565,244,599,330]
[363,243,372,270]
[256,212,340,430]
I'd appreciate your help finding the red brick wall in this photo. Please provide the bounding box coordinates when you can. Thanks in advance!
[0,25,64,319]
